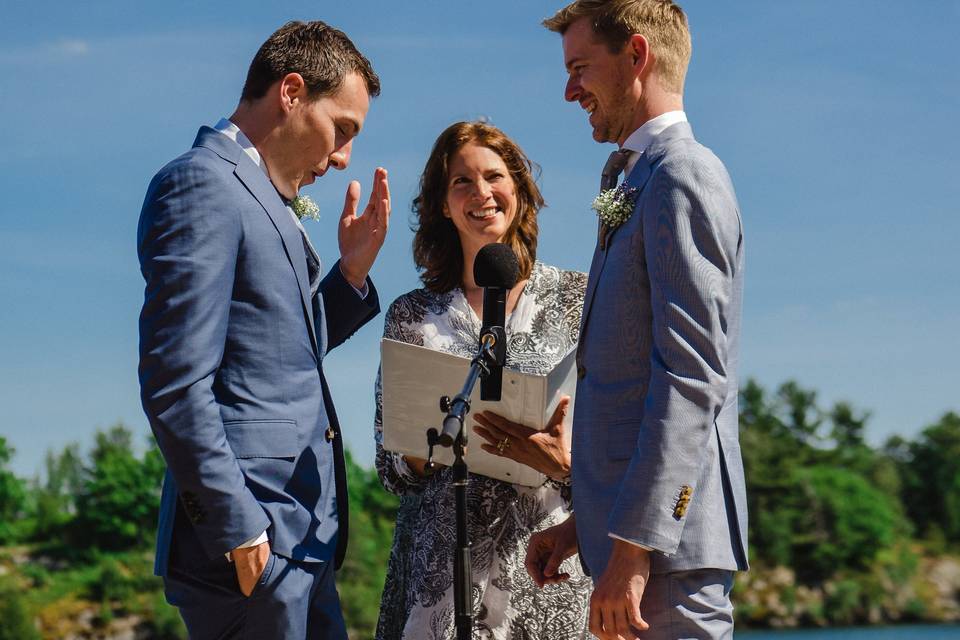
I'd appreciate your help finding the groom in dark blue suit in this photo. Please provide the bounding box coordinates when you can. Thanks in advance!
[137,21,390,639]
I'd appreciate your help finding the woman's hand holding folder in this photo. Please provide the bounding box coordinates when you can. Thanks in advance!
[472,396,572,480]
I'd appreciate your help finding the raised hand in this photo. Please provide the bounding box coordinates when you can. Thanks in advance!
[525,514,578,587]
[472,396,571,479]
[339,167,390,289]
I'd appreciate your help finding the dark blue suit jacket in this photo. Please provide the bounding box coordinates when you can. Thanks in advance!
[137,127,378,575]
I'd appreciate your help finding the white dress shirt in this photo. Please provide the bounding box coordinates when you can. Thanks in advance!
[620,110,688,178]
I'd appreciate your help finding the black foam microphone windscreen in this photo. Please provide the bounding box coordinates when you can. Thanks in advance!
[474,243,519,289]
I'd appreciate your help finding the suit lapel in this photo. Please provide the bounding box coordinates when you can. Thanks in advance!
[234,162,320,356]
[578,122,695,347]
[193,127,320,356]
[578,157,654,346]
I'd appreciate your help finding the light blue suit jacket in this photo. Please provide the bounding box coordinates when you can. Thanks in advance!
[137,127,379,575]
[572,122,748,576]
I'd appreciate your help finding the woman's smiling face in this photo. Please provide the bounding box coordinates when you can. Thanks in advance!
[444,143,518,258]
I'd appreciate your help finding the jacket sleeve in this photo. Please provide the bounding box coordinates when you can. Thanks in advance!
[137,161,270,559]
[607,153,742,554]
[373,297,431,496]
[318,260,380,353]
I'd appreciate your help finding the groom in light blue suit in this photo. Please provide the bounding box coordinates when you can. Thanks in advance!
[137,21,390,639]
[528,2,747,639]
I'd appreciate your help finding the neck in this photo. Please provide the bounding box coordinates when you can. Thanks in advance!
[619,83,684,146]
[230,102,298,199]
[461,248,479,293]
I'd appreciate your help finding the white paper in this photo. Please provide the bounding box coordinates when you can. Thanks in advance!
[380,338,577,486]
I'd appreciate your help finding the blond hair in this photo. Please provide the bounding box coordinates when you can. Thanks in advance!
[543,0,691,94]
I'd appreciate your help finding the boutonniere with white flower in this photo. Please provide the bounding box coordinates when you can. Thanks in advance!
[291,195,320,222]
[591,184,638,229]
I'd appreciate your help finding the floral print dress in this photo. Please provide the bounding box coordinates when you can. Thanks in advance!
[373,262,592,640]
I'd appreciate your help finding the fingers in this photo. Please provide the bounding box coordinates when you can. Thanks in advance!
[474,424,514,456]
[628,603,649,632]
[612,607,634,639]
[524,532,551,588]
[590,603,635,640]
[589,598,604,639]
[364,167,391,227]
[543,546,570,583]
[472,424,500,446]
[546,396,571,430]
[341,180,362,222]
[475,411,534,439]
[376,167,391,226]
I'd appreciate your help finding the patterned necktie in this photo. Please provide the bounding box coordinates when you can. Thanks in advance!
[598,148,632,248]
[600,148,631,192]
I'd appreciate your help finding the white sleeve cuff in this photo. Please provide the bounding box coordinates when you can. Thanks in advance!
[608,533,654,552]
[225,530,269,561]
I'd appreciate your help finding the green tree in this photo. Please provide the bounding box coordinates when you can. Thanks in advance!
[0,436,28,544]
[28,443,84,541]
[71,425,166,550]
[338,449,399,637]
[899,412,960,544]
[790,465,900,582]
[739,380,907,571]
[0,575,40,640]
[829,401,868,449]
[739,379,819,566]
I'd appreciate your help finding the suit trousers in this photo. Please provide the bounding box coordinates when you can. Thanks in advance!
[614,569,734,640]
[164,551,347,640]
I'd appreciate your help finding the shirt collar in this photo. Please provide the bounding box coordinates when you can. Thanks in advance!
[620,110,688,177]
[214,118,270,179]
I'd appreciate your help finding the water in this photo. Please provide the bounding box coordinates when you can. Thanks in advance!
[738,625,960,639]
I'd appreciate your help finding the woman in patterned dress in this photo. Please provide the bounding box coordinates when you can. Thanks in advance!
[373,121,591,640]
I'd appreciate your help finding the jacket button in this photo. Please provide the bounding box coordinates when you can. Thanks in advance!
[577,365,587,380]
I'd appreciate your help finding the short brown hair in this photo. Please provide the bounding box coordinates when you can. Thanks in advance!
[241,21,380,102]
[413,122,544,294]
[543,0,691,93]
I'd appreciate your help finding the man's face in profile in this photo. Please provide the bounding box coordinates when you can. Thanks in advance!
[561,17,636,145]
[289,72,370,190]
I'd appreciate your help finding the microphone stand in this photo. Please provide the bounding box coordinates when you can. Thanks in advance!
[425,327,505,640]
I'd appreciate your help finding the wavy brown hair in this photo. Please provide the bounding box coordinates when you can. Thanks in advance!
[413,122,544,293]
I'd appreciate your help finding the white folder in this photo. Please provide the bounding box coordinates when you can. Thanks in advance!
[380,338,578,486]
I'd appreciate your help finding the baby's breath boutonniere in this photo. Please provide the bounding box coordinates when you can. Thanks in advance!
[591,184,638,229]
[291,195,320,222]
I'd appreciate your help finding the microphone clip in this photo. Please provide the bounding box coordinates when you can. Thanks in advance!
[478,328,505,371]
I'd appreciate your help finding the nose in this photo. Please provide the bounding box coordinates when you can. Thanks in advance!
[564,75,580,103]
[329,139,353,171]
[473,178,493,199]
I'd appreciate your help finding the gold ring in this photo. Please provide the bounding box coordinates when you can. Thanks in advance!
[497,438,511,453]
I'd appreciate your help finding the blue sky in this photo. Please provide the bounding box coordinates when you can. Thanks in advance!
[1,1,958,476]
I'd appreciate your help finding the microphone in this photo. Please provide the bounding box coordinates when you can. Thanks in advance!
[473,243,519,401]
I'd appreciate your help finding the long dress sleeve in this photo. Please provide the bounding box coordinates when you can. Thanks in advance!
[374,300,431,496]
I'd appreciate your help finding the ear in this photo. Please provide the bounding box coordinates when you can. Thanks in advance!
[278,72,308,112]
[628,34,651,75]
